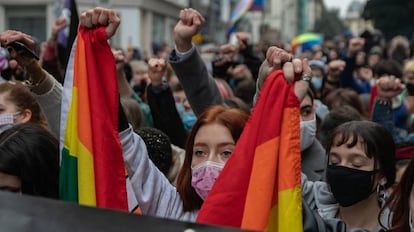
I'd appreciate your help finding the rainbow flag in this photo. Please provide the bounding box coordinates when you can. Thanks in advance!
[228,0,254,34]
[59,26,128,211]
[196,70,303,231]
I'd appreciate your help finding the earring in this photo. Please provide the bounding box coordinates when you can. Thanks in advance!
[376,184,386,207]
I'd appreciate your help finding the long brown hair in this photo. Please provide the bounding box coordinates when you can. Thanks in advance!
[176,105,248,212]
[380,156,414,231]
[0,81,48,129]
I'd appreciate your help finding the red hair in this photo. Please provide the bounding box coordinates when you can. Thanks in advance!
[176,105,248,212]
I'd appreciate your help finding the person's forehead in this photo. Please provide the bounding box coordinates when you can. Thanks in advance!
[300,95,313,107]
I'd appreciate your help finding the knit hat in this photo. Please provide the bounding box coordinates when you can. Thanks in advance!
[309,60,326,74]
[136,127,172,176]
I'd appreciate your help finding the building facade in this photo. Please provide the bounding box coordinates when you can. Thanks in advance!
[0,0,192,56]
[344,0,373,37]
[248,0,323,45]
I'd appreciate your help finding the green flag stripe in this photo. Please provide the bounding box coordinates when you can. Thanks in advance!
[59,147,78,202]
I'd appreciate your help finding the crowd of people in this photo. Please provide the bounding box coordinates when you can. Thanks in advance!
[0,6,414,232]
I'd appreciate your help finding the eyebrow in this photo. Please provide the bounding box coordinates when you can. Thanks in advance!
[193,142,235,147]
[300,105,313,110]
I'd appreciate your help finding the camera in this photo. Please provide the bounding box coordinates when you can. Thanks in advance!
[6,41,39,60]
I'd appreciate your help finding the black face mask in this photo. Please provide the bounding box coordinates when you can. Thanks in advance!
[406,83,414,96]
[326,165,376,207]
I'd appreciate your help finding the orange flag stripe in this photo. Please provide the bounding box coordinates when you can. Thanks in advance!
[241,107,301,229]
[73,34,93,152]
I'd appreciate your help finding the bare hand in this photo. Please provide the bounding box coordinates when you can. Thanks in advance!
[235,32,250,50]
[79,7,120,39]
[257,46,294,90]
[0,30,37,67]
[376,76,405,100]
[148,58,167,86]
[52,18,67,38]
[112,49,125,72]
[328,60,346,77]
[283,58,312,102]
[173,8,205,52]
[347,37,365,58]
[220,44,238,58]
[229,64,253,81]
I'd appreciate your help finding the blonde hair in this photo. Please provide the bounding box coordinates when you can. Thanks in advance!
[403,60,414,74]
[129,60,148,74]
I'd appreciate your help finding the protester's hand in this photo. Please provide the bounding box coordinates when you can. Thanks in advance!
[0,30,37,67]
[112,48,126,73]
[229,64,253,81]
[376,76,405,101]
[79,7,120,39]
[148,58,167,86]
[347,37,365,58]
[173,8,205,52]
[328,60,346,77]
[257,46,294,90]
[51,18,67,40]
[283,58,312,102]
[235,32,250,50]
[220,44,238,58]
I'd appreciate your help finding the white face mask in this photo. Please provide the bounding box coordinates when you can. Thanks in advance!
[300,116,316,151]
[0,113,17,134]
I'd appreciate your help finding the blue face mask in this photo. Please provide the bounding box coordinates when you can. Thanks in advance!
[311,77,323,91]
[176,103,196,131]
[182,112,196,131]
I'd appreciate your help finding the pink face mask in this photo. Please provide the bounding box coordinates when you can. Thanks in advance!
[191,161,224,200]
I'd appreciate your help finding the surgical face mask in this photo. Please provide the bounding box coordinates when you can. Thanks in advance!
[0,113,17,134]
[311,77,323,90]
[326,165,376,207]
[300,116,316,151]
[182,112,196,131]
[176,103,196,131]
[191,161,224,200]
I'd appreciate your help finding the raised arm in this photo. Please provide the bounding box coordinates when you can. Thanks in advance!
[0,30,62,138]
[79,7,186,219]
[371,76,406,141]
[169,8,223,116]
[147,58,187,148]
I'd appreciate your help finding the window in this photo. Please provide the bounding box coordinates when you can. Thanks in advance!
[152,13,165,44]
[6,6,46,43]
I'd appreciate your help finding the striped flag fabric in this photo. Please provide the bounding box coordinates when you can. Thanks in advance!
[228,0,254,34]
[196,70,303,231]
[59,26,128,211]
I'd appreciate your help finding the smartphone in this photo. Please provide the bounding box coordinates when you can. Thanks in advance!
[7,41,39,60]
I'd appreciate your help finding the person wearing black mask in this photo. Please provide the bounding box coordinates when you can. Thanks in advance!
[302,120,396,231]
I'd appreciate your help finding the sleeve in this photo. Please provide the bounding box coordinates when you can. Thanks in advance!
[120,126,186,219]
[239,43,262,81]
[33,71,62,138]
[339,57,368,94]
[371,98,405,142]
[169,46,224,116]
[147,83,187,148]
